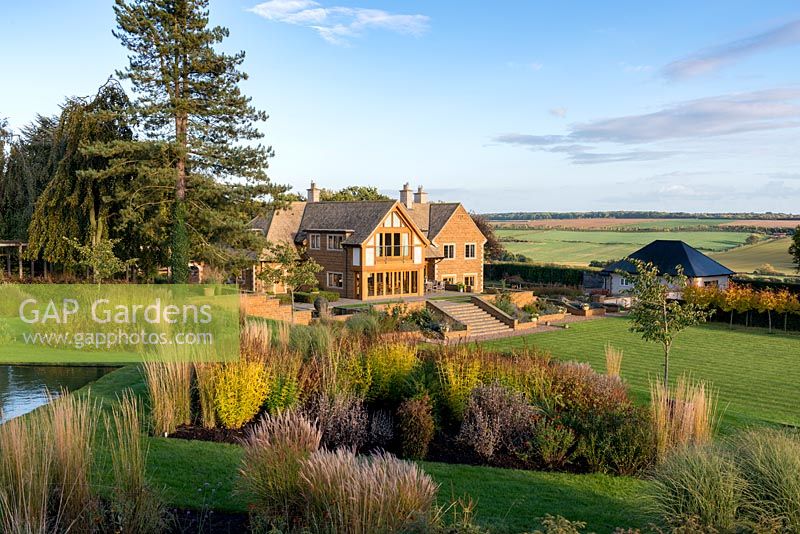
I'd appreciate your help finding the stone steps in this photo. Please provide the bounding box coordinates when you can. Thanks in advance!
[436,300,513,337]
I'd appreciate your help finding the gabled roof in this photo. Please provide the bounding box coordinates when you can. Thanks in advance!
[295,200,399,245]
[407,203,460,241]
[602,240,735,277]
[249,201,306,243]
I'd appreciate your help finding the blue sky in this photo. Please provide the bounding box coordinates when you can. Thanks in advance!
[2,1,800,213]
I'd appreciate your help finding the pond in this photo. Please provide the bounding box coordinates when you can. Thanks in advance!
[0,365,116,423]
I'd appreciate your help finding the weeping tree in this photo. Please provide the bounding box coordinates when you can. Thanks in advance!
[113,0,286,283]
[26,82,134,267]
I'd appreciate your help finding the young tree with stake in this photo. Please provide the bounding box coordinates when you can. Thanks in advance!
[624,259,711,384]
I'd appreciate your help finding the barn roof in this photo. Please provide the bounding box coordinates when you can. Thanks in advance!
[601,240,735,277]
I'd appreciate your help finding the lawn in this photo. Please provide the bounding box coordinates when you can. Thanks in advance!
[496,229,750,266]
[709,237,796,274]
[78,364,655,533]
[482,317,800,430]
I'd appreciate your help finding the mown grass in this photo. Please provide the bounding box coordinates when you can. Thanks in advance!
[77,364,655,533]
[482,317,800,430]
[496,229,750,266]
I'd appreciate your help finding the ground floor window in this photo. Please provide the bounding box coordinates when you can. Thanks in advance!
[365,270,419,297]
[354,272,361,298]
[326,271,344,289]
[464,275,476,288]
[442,275,456,285]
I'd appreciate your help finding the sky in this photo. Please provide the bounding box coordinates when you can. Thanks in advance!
[2,1,800,213]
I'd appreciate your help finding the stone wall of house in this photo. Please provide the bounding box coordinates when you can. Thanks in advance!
[306,232,349,296]
[430,205,486,292]
[240,294,312,325]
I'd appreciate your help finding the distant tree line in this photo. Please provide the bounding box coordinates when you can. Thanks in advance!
[483,211,800,221]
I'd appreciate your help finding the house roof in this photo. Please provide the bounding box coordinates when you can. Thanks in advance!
[601,240,735,277]
[249,201,306,243]
[295,200,399,245]
[407,203,461,241]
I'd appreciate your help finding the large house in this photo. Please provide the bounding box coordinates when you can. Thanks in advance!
[246,182,486,300]
[601,240,735,295]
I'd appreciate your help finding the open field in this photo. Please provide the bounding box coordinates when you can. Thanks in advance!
[719,219,800,229]
[710,237,796,273]
[483,317,800,430]
[497,228,750,265]
[81,365,654,533]
[491,217,729,230]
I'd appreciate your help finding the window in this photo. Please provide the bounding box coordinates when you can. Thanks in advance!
[464,275,476,288]
[443,244,455,259]
[366,270,419,297]
[326,271,344,288]
[465,243,476,259]
[327,234,343,250]
[704,280,719,287]
[442,275,456,284]
[620,277,631,286]
[309,234,321,250]
[376,232,409,257]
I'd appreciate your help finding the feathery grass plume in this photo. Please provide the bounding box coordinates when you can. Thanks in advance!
[241,319,273,361]
[46,390,102,532]
[648,444,743,531]
[0,412,54,534]
[142,348,193,435]
[193,362,218,429]
[238,411,321,526]
[650,373,719,459]
[604,343,623,378]
[300,449,438,534]
[730,428,800,531]
[104,392,166,534]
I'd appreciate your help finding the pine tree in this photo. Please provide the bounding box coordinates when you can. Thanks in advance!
[113,0,285,283]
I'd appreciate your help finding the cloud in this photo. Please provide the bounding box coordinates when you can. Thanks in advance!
[620,62,653,73]
[249,0,429,44]
[494,87,800,164]
[549,107,567,118]
[663,19,800,80]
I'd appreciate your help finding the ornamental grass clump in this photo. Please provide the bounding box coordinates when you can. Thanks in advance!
[436,347,482,422]
[730,428,800,531]
[193,362,217,429]
[299,449,439,534]
[650,374,719,459]
[0,412,54,534]
[306,391,368,451]
[649,444,744,532]
[46,391,101,532]
[239,411,322,527]
[104,393,166,534]
[604,343,623,378]
[142,358,192,435]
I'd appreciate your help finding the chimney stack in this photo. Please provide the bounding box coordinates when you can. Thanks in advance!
[399,182,413,209]
[414,185,428,205]
[307,180,320,203]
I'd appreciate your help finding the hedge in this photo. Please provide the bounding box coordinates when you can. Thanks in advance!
[293,290,341,303]
[484,262,587,287]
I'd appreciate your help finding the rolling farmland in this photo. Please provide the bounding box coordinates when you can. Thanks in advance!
[497,228,751,266]
[493,217,798,274]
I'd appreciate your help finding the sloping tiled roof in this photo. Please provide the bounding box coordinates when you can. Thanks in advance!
[601,240,735,277]
[295,201,398,245]
[407,202,460,241]
[249,201,306,243]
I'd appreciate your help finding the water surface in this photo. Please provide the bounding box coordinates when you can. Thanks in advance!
[0,365,115,423]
